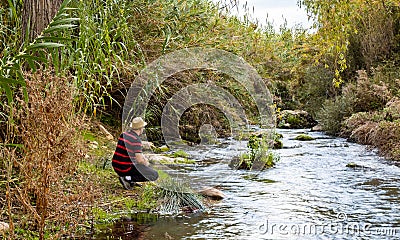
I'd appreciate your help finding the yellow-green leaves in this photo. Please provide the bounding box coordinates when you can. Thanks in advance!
[299,0,399,86]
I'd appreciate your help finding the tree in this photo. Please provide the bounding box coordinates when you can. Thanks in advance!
[299,0,400,85]
[22,0,63,42]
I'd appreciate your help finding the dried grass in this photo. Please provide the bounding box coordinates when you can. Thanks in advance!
[344,114,400,160]
[2,70,97,239]
[349,121,379,145]
[343,70,391,112]
[384,97,400,121]
[342,112,375,138]
[369,121,400,159]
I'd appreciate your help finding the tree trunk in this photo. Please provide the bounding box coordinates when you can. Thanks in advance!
[22,0,63,42]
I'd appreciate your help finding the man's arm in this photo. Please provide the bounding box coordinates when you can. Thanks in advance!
[135,153,149,166]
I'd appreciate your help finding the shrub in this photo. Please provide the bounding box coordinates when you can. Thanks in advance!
[155,179,206,215]
[295,65,335,117]
[317,96,355,135]
[344,70,391,112]
[342,110,400,160]
[383,97,400,121]
[318,69,393,135]
[5,70,94,239]
[341,112,376,138]
[365,121,399,159]
[348,121,379,145]
[233,135,280,170]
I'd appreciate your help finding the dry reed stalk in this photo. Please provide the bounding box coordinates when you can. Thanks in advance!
[6,69,95,239]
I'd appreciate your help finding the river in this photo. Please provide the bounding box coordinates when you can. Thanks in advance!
[94,128,400,239]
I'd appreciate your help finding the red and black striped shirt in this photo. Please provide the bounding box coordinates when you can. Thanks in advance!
[112,131,142,174]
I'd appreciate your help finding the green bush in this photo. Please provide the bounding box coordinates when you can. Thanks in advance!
[317,95,355,135]
[318,67,397,136]
[295,65,335,117]
[234,135,280,170]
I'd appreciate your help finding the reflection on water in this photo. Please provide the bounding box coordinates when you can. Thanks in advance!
[94,129,400,239]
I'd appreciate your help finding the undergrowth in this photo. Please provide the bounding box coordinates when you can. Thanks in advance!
[1,70,94,239]
[318,66,400,160]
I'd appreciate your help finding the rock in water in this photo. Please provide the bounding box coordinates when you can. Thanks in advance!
[145,153,194,164]
[142,141,155,150]
[311,124,323,131]
[0,222,9,233]
[157,145,170,152]
[294,134,315,141]
[198,187,225,200]
[346,162,366,169]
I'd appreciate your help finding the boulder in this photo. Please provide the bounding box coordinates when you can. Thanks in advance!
[229,156,250,170]
[198,187,225,200]
[142,141,155,150]
[145,154,194,164]
[311,124,323,131]
[98,124,114,140]
[346,162,366,169]
[277,110,318,129]
[272,139,283,149]
[294,134,315,141]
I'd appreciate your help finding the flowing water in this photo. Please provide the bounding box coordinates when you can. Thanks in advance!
[94,129,400,239]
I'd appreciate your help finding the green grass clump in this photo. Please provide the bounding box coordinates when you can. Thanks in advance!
[156,178,206,215]
[232,135,280,170]
[294,134,315,141]
[169,150,189,158]
[137,183,159,210]
[136,176,206,214]
[82,130,97,142]
[152,145,170,153]
[92,207,119,224]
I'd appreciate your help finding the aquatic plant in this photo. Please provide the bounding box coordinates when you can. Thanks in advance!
[232,134,280,170]
[136,173,206,215]
[156,178,207,215]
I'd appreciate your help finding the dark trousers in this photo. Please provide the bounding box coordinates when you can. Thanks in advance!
[119,164,159,182]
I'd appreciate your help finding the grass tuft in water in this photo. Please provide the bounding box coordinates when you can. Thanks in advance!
[156,178,207,215]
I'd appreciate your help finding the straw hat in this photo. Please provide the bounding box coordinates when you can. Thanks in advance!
[130,117,147,129]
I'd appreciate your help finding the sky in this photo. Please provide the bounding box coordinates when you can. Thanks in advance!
[211,0,313,30]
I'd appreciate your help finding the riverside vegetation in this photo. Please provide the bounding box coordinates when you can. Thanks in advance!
[1,0,400,238]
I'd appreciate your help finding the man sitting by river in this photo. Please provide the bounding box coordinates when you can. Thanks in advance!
[112,117,158,190]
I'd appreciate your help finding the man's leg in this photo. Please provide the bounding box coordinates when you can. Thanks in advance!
[118,176,135,190]
[130,164,159,182]
[115,168,142,190]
